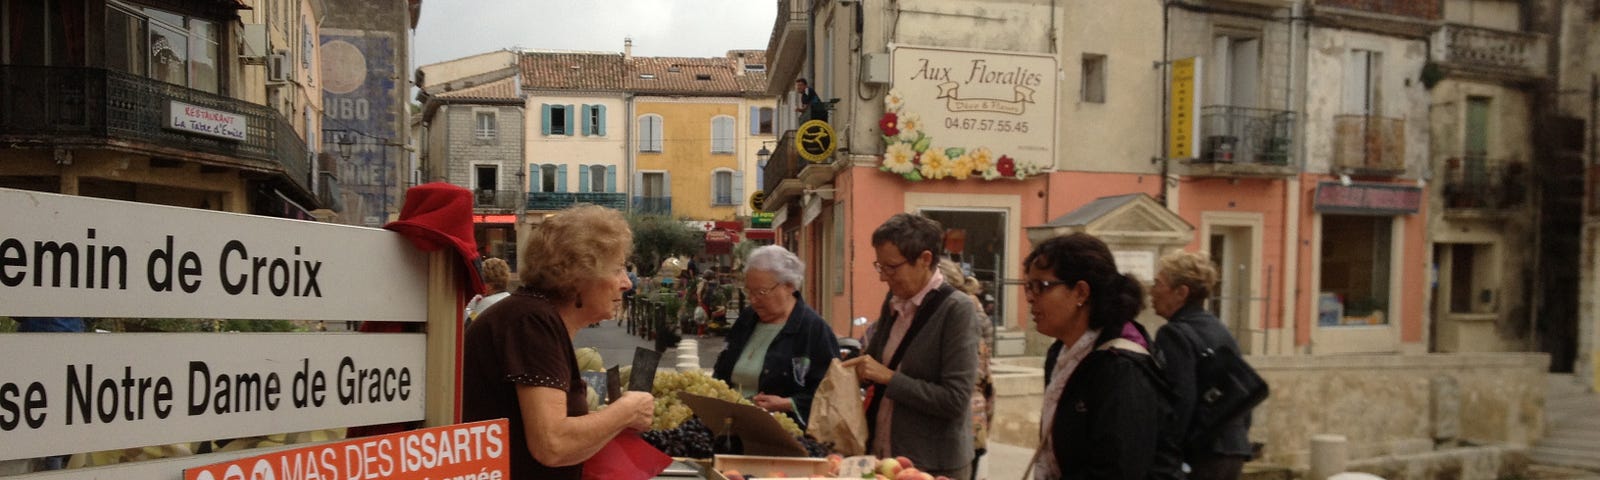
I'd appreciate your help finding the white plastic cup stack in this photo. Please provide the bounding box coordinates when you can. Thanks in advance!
[675,340,700,371]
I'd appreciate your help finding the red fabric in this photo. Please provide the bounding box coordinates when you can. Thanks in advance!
[383,182,487,295]
[582,432,671,480]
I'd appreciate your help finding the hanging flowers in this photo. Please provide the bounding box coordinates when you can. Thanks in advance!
[876,88,1047,182]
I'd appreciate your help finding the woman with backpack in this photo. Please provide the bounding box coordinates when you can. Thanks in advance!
[1029,233,1182,480]
[1150,251,1255,480]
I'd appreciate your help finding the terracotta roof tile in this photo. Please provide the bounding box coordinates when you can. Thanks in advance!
[519,51,627,91]
[434,77,520,101]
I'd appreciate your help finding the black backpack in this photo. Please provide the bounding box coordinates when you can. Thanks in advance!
[1162,321,1269,449]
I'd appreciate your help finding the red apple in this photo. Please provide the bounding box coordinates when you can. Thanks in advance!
[896,456,914,469]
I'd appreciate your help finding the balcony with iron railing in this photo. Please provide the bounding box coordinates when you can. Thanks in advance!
[1182,106,1297,177]
[475,189,525,211]
[1441,155,1527,212]
[1431,24,1548,79]
[631,196,673,216]
[527,192,629,211]
[1333,115,1406,175]
[761,130,804,211]
[0,65,315,207]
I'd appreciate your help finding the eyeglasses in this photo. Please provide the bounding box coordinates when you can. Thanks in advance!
[743,282,782,297]
[872,259,910,274]
[1024,279,1071,296]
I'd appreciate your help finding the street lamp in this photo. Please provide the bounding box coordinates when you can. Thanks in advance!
[334,131,355,161]
[756,144,771,166]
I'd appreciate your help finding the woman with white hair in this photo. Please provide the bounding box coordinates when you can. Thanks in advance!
[713,245,840,422]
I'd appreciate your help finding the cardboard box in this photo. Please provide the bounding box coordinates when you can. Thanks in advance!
[711,454,830,478]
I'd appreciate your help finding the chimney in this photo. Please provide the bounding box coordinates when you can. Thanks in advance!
[735,52,746,76]
[624,37,632,61]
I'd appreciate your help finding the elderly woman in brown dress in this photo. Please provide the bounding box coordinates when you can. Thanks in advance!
[461,205,654,479]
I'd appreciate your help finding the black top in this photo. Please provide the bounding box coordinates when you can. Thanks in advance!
[712,292,839,422]
[1048,344,1184,480]
[462,291,590,480]
[1154,305,1255,459]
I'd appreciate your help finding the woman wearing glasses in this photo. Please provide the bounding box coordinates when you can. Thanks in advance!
[712,245,839,422]
[1027,233,1182,480]
[844,213,979,480]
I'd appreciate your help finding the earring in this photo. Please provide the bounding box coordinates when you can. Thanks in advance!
[1076,302,1083,307]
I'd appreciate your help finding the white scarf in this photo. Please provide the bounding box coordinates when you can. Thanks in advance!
[1034,329,1100,480]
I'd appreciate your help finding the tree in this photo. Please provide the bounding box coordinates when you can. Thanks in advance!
[628,214,703,277]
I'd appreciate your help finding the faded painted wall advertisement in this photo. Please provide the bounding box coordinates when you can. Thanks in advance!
[320,29,399,227]
[882,46,1057,182]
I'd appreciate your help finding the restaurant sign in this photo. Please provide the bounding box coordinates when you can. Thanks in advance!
[1313,182,1423,216]
[166,101,247,141]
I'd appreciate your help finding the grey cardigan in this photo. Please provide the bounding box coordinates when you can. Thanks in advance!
[862,282,980,472]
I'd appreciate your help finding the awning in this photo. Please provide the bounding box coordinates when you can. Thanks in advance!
[705,230,738,255]
[744,229,775,241]
[473,214,516,224]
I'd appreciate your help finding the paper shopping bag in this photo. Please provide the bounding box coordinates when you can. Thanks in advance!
[805,358,868,456]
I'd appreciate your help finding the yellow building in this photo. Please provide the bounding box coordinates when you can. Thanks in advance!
[628,51,770,222]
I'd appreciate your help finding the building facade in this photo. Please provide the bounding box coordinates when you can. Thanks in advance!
[319,0,420,227]
[0,0,333,218]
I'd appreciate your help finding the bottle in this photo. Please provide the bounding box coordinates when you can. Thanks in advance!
[713,417,743,455]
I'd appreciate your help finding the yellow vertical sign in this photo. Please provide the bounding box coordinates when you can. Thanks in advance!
[1169,57,1201,159]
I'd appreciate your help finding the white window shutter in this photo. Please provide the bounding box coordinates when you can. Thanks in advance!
[732,170,744,205]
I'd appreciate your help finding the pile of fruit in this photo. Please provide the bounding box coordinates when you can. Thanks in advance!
[640,370,832,458]
[717,455,953,480]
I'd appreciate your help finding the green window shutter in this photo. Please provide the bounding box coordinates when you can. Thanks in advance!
[541,104,551,135]
[579,164,591,193]
[528,164,539,192]
[597,105,608,137]
[565,105,576,137]
[606,165,618,193]
[580,104,591,136]
[557,164,568,192]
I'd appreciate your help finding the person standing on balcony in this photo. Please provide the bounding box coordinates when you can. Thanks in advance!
[795,78,827,123]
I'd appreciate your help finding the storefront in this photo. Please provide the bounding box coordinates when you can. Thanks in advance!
[1307,180,1427,354]
[473,214,517,265]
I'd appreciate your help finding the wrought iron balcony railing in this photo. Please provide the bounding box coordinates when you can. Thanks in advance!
[631,196,672,216]
[1432,23,1548,76]
[0,65,313,203]
[475,189,525,210]
[527,192,628,211]
[762,130,801,195]
[1197,106,1295,166]
[1441,155,1527,210]
[1333,115,1406,174]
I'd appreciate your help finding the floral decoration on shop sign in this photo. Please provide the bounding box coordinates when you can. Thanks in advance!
[877,89,1050,182]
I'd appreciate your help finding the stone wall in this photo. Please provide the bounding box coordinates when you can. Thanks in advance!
[986,353,1548,472]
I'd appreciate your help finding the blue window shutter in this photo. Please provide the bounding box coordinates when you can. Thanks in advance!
[529,164,540,192]
[597,105,608,137]
[541,104,551,135]
[579,164,591,193]
[579,105,590,136]
[733,171,745,205]
[750,107,759,135]
[565,105,576,136]
[606,165,617,193]
[557,164,568,192]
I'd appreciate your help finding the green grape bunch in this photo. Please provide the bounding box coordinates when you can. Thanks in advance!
[648,370,803,437]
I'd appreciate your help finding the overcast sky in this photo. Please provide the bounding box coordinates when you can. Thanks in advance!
[413,0,778,68]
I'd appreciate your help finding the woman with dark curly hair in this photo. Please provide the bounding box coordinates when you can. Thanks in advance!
[461,205,654,480]
[1026,233,1181,480]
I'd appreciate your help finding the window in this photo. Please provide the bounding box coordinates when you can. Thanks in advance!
[751,107,774,135]
[539,165,559,193]
[1318,215,1393,326]
[6,0,88,67]
[103,3,221,93]
[582,104,606,136]
[590,165,608,193]
[542,104,573,136]
[475,165,497,206]
[711,116,735,153]
[1210,35,1260,107]
[1445,243,1496,314]
[475,111,496,139]
[638,114,663,152]
[1081,54,1106,103]
[1342,49,1382,115]
[641,172,667,198]
[713,170,734,205]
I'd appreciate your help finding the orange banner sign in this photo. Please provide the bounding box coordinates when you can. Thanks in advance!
[183,419,509,480]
